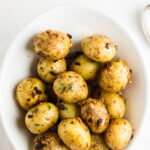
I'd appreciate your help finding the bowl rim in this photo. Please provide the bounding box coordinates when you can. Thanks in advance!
[0,3,149,150]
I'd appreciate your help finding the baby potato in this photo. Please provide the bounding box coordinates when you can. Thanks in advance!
[25,102,59,134]
[34,30,72,60]
[16,78,47,110]
[81,98,109,133]
[82,35,116,62]
[105,118,132,150]
[100,92,125,119]
[98,58,132,92]
[70,54,100,81]
[90,134,109,150]
[33,131,70,150]
[53,71,88,103]
[58,118,91,150]
[37,57,67,83]
[57,102,80,120]
[93,89,125,119]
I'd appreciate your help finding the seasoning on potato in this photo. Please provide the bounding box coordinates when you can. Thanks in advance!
[81,35,116,62]
[89,134,109,150]
[53,71,88,103]
[33,131,70,150]
[70,54,100,81]
[101,92,125,119]
[58,118,91,150]
[37,57,67,83]
[80,98,109,133]
[34,30,72,60]
[98,58,132,92]
[57,102,80,120]
[93,88,126,119]
[16,78,47,110]
[105,118,132,150]
[25,102,59,134]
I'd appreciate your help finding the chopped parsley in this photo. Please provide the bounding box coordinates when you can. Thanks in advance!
[60,83,66,93]
[48,105,51,110]
[42,110,46,113]
[61,36,64,40]
[30,109,36,113]
[68,83,72,90]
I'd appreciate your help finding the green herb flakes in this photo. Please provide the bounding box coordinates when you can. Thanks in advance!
[48,105,51,110]
[61,36,64,40]
[68,83,72,90]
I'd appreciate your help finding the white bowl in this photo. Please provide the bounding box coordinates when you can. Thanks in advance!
[0,4,149,150]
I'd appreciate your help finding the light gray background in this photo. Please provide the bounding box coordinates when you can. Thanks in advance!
[0,0,150,149]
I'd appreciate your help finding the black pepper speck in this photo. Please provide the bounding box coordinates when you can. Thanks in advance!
[97,118,103,126]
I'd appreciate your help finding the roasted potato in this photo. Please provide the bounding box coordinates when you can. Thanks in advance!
[105,118,132,150]
[58,118,91,150]
[100,92,125,119]
[34,30,72,60]
[57,102,80,120]
[33,131,70,150]
[81,98,109,133]
[98,58,132,92]
[90,134,109,150]
[37,57,67,83]
[53,71,88,103]
[70,54,100,80]
[82,35,116,62]
[93,89,125,119]
[25,102,59,134]
[16,78,47,110]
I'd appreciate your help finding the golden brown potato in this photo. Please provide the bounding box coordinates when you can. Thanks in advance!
[80,98,109,133]
[25,102,59,134]
[100,92,125,119]
[33,131,70,150]
[16,78,47,110]
[105,118,132,150]
[70,54,100,80]
[98,58,132,92]
[53,71,88,103]
[93,89,125,119]
[37,57,67,83]
[57,102,80,120]
[82,35,116,62]
[58,118,91,150]
[34,30,72,60]
[90,134,109,150]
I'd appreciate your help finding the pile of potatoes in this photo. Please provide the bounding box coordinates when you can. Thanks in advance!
[16,30,133,150]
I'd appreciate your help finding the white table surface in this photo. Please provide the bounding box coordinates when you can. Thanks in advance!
[0,0,150,149]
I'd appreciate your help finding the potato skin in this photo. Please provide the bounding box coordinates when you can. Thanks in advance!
[57,102,80,120]
[37,57,67,83]
[58,118,91,150]
[81,98,109,133]
[105,118,132,150]
[100,92,125,119]
[53,71,88,103]
[34,30,72,60]
[25,102,59,134]
[82,35,116,62]
[89,134,109,150]
[70,54,100,80]
[16,78,47,110]
[33,131,70,150]
[98,58,132,92]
